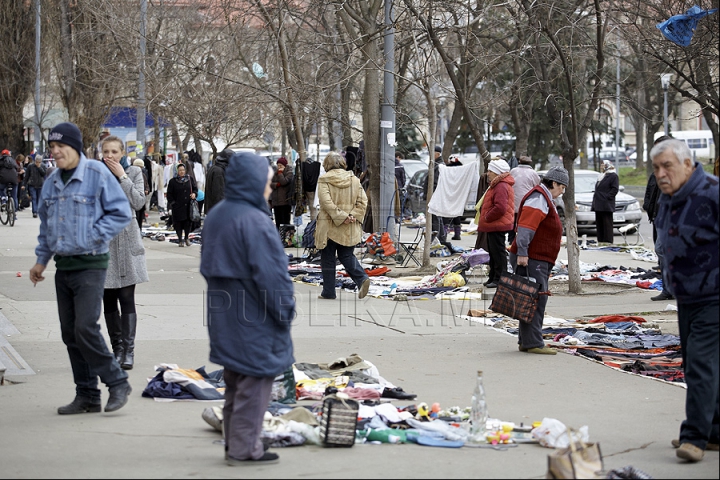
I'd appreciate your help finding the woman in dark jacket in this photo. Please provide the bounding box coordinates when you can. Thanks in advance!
[269,157,294,230]
[167,163,197,247]
[591,160,619,243]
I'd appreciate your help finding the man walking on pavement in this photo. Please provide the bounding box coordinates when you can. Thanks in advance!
[29,122,133,415]
[651,138,719,463]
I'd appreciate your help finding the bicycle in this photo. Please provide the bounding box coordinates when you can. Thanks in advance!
[1,183,16,227]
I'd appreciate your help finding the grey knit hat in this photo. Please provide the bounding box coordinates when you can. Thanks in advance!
[544,166,569,186]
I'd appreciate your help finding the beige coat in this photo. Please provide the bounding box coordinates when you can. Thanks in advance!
[315,169,367,249]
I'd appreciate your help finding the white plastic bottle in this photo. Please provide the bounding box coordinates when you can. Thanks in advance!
[469,370,488,442]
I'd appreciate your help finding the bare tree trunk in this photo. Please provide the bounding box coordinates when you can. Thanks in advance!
[422,96,437,267]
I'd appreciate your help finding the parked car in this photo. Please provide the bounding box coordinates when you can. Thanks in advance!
[538,169,642,231]
[405,168,476,221]
[399,159,426,189]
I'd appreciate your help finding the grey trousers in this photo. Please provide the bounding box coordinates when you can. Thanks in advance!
[223,369,274,460]
[510,254,551,350]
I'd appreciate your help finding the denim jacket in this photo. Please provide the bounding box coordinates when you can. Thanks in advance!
[35,155,132,266]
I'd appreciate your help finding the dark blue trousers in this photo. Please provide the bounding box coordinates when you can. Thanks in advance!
[678,299,720,449]
[56,269,128,400]
[320,238,369,299]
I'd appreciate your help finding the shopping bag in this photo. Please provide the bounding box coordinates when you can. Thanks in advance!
[490,271,549,323]
[547,432,604,479]
[190,199,201,223]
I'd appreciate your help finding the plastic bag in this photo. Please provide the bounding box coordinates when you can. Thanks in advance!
[443,272,466,287]
[531,418,589,449]
[190,199,201,223]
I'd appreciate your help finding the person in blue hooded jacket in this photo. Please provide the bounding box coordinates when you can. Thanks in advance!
[200,151,295,466]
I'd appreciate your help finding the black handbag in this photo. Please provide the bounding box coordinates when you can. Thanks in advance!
[190,199,201,223]
[490,269,549,323]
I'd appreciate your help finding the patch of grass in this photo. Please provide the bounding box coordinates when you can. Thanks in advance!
[618,167,650,186]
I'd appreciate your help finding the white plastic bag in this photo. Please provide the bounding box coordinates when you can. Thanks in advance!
[531,418,589,448]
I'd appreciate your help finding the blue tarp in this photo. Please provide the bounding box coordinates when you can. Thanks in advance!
[103,107,170,128]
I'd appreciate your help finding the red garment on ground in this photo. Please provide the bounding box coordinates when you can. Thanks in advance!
[589,315,646,324]
[338,266,389,277]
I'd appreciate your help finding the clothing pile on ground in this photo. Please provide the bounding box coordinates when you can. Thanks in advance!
[549,261,664,290]
[141,226,202,245]
[465,313,684,385]
[288,249,490,300]
[200,353,543,449]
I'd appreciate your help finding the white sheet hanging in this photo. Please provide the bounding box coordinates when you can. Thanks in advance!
[428,161,479,217]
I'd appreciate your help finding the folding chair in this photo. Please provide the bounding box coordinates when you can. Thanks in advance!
[397,226,424,267]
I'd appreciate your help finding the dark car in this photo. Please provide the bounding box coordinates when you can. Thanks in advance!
[406,168,476,221]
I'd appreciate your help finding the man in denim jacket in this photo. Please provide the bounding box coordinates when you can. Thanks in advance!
[29,122,133,415]
[651,138,719,463]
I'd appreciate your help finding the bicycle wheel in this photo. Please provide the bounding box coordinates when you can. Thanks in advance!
[7,196,14,227]
[0,198,8,225]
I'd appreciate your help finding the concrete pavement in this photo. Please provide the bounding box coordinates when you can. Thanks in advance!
[0,208,717,479]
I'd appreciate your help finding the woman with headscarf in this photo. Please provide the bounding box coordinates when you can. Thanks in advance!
[509,166,569,355]
[99,136,149,370]
[166,163,197,247]
[269,157,294,230]
[592,160,619,243]
[477,159,515,289]
[315,152,371,300]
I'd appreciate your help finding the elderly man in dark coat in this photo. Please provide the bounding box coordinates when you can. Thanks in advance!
[200,151,295,466]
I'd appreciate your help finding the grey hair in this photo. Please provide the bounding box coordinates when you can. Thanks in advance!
[650,138,691,164]
[323,152,347,171]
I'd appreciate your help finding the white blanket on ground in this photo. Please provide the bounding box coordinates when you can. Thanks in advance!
[428,162,479,217]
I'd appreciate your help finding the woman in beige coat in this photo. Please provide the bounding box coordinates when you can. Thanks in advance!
[316,152,371,300]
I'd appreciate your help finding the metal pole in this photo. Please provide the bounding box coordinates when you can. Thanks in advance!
[34,0,42,153]
[663,87,669,136]
[136,0,147,157]
[615,57,620,169]
[379,0,396,234]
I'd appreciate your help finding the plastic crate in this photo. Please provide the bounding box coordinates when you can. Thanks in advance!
[319,395,359,447]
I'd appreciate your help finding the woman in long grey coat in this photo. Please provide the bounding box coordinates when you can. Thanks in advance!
[100,136,149,370]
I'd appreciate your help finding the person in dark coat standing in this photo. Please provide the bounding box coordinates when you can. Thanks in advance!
[204,149,233,214]
[269,157,293,230]
[23,154,47,218]
[166,163,197,247]
[643,135,674,301]
[200,151,294,466]
[591,160,619,243]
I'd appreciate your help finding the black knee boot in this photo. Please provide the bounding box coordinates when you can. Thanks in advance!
[452,225,462,240]
[121,313,137,370]
[104,311,124,363]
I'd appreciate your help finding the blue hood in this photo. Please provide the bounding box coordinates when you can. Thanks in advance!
[225,152,270,211]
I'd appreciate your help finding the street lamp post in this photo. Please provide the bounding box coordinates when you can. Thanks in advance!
[661,74,672,136]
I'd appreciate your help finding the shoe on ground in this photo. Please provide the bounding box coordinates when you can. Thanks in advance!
[676,442,704,462]
[672,439,719,451]
[202,406,224,432]
[651,291,675,301]
[527,347,557,355]
[178,242,184,247]
[105,382,132,413]
[227,452,279,466]
[452,235,461,240]
[358,278,371,299]
[33,213,37,218]
[57,396,102,415]
[518,345,528,352]
[317,295,335,300]
[484,282,498,289]
[185,239,191,246]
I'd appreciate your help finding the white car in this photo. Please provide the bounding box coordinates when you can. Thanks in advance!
[538,169,642,231]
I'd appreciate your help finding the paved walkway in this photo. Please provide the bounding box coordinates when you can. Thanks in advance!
[0,208,716,478]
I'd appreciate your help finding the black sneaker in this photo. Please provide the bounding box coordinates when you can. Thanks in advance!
[651,291,674,301]
[57,396,102,415]
[227,452,279,466]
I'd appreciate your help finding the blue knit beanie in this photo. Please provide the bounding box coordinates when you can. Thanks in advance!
[48,122,83,157]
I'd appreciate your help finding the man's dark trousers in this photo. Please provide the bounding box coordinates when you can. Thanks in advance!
[487,231,509,283]
[678,299,720,450]
[56,269,128,400]
[223,370,274,460]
